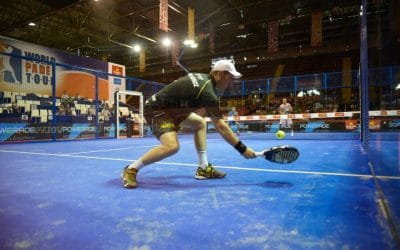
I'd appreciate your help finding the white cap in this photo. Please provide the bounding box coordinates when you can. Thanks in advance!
[211,60,242,79]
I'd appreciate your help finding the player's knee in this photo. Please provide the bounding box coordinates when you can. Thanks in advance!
[195,118,207,130]
[164,143,180,156]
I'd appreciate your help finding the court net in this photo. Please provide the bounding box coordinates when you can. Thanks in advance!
[204,110,399,140]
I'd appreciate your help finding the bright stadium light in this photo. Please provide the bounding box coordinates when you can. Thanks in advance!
[395,83,400,90]
[183,39,197,49]
[183,39,194,46]
[133,44,141,52]
[162,37,172,47]
[28,22,36,26]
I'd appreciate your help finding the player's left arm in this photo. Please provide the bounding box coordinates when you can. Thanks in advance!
[211,117,255,159]
[211,117,237,144]
[202,90,255,158]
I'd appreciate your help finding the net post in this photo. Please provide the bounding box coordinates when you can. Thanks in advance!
[139,92,144,137]
[95,72,99,139]
[360,0,369,151]
[114,91,120,138]
[51,61,57,142]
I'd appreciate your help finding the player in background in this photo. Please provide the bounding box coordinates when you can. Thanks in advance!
[122,60,256,188]
[279,98,294,136]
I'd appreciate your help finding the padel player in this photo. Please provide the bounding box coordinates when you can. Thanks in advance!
[279,98,294,136]
[122,60,256,188]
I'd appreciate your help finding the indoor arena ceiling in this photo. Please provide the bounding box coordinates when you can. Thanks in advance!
[0,0,395,81]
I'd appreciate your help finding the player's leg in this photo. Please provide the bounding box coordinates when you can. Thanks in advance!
[180,112,226,179]
[279,119,285,131]
[180,112,207,154]
[288,119,294,136]
[235,121,240,136]
[122,131,180,188]
[141,131,180,164]
[230,121,239,135]
[122,112,180,188]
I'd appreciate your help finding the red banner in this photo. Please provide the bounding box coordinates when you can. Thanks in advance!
[159,0,168,32]
[268,20,279,53]
[311,12,323,47]
[112,65,123,76]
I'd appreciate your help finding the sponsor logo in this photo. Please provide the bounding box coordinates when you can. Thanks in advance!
[299,122,330,129]
[1,43,22,84]
[387,120,400,128]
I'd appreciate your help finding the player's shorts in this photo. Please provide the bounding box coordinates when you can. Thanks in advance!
[144,107,187,139]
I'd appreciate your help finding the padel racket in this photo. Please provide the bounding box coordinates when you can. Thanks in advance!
[255,145,299,164]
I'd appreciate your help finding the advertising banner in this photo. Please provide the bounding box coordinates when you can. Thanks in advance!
[0,35,120,101]
[0,36,127,143]
[108,62,126,104]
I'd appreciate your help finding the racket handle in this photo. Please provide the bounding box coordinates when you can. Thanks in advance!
[255,151,265,157]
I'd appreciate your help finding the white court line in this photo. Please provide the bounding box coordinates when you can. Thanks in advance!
[0,149,134,162]
[68,139,208,155]
[1,149,400,180]
[68,145,159,155]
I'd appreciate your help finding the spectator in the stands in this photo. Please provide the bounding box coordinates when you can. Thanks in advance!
[75,93,81,102]
[100,103,112,121]
[61,90,73,107]
[61,90,69,101]
[57,103,66,115]
[57,102,72,115]
[88,105,96,117]
[11,101,19,114]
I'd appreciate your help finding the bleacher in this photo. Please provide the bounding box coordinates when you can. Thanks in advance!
[0,91,134,123]
[1,91,81,123]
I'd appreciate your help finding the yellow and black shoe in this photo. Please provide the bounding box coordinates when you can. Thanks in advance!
[121,166,138,188]
[195,163,226,180]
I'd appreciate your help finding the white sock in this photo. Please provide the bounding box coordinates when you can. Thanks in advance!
[127,158,145,171]
[197,151,208,169]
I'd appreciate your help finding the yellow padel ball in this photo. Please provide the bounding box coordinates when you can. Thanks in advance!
[276,130,285,139]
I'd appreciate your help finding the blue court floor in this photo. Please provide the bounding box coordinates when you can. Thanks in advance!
[0,133,399,250]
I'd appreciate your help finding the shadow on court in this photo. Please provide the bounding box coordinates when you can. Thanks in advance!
[106,176,293,190]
